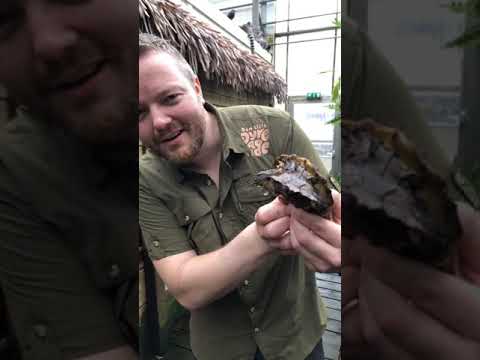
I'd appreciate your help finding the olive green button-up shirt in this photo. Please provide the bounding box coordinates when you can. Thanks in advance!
[0,111,138,359]
[140,104,329,360]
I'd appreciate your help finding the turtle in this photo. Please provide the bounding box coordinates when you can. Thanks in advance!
[255,154,334,218]
[341,119,461,270]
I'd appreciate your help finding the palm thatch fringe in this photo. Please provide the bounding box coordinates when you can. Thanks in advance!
[139,0,287,103]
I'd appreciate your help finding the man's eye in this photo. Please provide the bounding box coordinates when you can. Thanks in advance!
[164,94,180,104]
[138,109,147,122]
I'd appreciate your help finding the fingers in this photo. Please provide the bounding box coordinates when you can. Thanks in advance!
[304,259,316,272]
[290,206,341,248]
[359,270,480,359]
[351,238,480,341]
[342,266,359,309]
[332,189,341,223]
[358,276,416,360]
[342,344,380,360]
[255,196,290,225]
[342,299,364,348]
[290,217,341,271]
[457,202,480,285]
[257,216,290,240]
[255,197,292,249]
[457,201,480,237]
[266,232,295,252]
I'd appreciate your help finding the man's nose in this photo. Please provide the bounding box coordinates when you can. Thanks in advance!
[27,7,78,65]
[151,108,173,131]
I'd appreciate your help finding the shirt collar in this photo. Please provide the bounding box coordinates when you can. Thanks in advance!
[204,102,249,160]
[172,102,250,183]
[16,109,134,188]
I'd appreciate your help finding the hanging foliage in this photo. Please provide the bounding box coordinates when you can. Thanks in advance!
[444,0,480,47]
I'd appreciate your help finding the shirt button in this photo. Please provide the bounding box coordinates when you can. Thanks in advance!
[250,306,255,313]
[153,240,160,247]
[244,279,249,286]
[218,212,223,219]
[109,264,120,279]
[184,215,190,222]
[254,327,260,333]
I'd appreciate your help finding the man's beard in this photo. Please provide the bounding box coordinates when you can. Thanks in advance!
[153,118,206,167]
[164,133,204,166]
[30,93,138,146]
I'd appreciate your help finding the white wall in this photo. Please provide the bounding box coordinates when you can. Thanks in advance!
[368,0,464,163]
[177,0,272,61]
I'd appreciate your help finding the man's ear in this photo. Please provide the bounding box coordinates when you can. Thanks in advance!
[193,77,204,103]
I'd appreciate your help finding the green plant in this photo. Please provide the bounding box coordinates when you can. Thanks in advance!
[444,0,480,47]
[327,77,341,125]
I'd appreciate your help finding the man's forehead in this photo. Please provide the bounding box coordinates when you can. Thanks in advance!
[140,51,192,83]
[140,50,178,68]
[139,66,190,104]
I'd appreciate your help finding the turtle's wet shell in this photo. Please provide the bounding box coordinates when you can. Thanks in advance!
[255,154,333,218]
[342,119,461,270]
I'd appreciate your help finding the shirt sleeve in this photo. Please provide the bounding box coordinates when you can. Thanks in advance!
[139,172,193,261]
[0,164,127,359]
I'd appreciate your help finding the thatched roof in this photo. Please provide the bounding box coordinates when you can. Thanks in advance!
[139,0,287,102]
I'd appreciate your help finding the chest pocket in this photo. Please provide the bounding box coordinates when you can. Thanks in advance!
[234,174,276,225]
[172,196,223,255]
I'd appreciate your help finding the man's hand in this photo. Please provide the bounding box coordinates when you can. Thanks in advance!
[255,196,296,254]
[289,190,341,272]
[342,203,480,360]
[255,191,342,272]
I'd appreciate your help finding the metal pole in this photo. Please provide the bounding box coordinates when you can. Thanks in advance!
[252,0,260,34]
[220,0,276,12]
[331,0,340,178]
[332,1,339,91]
[457,14,480,195]
[285,0,291,111]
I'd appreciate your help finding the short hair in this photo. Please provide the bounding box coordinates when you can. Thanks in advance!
[139,32,196,83]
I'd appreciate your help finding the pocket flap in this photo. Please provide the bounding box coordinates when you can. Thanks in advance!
[235,174,276,203]
[172,196,212,226]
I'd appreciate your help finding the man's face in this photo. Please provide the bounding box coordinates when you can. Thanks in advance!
[138,51,206,165]
[0,0,137,144]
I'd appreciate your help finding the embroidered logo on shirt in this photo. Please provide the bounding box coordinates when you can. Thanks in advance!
[240,123,270,156]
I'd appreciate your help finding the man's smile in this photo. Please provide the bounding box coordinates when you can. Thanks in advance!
[46,58,107,96]
[159,128,185,144]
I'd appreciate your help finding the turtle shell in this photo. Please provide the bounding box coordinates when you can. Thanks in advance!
[342,119,461,270]
[255,154,333,217]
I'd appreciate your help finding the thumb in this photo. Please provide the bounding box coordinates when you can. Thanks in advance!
[332,190,341,223]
